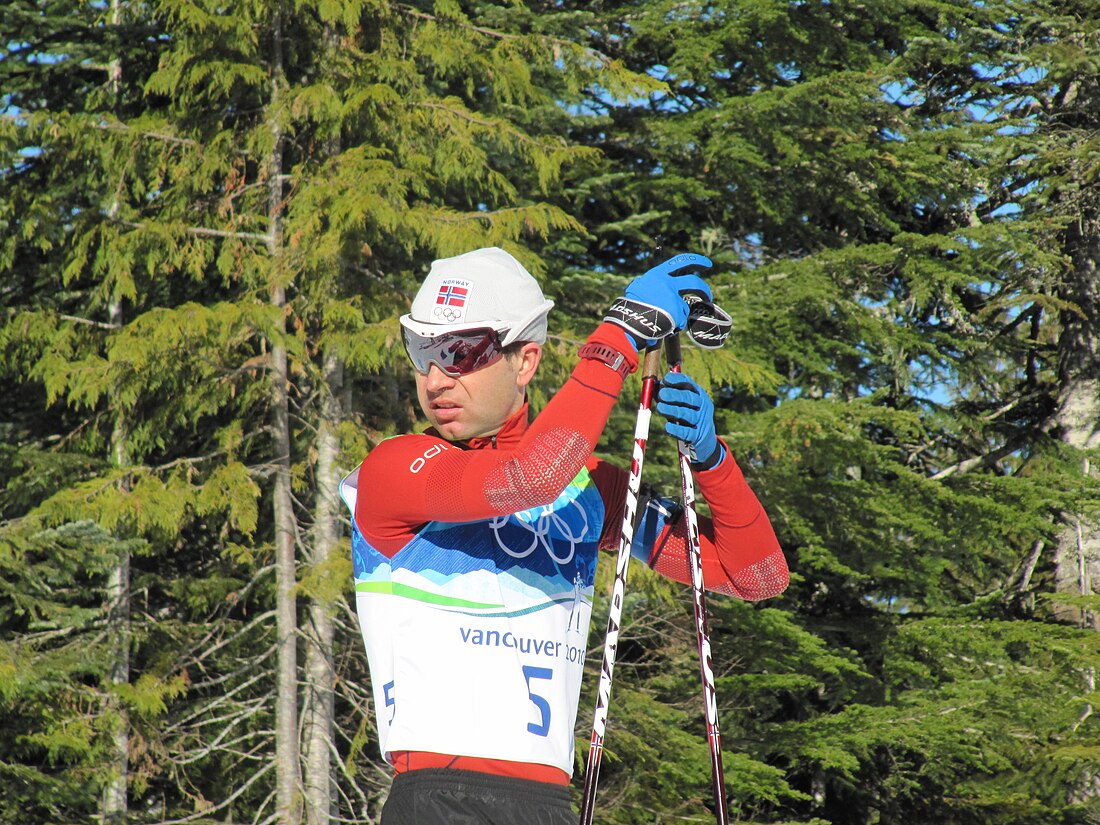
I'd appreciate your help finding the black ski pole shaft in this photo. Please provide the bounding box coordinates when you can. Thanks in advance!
[579,342,664,825]
[664,333,730,825]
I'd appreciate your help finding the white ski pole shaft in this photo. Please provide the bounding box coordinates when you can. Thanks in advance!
[665,333,730,825]
[580,343,663,825]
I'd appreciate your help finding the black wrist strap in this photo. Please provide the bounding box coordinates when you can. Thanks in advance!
[578,342,633,379]
[690,441,725,471]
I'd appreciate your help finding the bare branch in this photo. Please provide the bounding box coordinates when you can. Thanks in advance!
[119,219,270,242]
[930,440,1023,480]
[186,224,271,242]
[1017,538,1044,593]
[94,120,199,147]
[157,762,274,824]
[59,313,121,330]
[350,263,412,304]
[396,4,523,41]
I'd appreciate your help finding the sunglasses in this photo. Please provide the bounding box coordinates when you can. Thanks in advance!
[402,327,507,377]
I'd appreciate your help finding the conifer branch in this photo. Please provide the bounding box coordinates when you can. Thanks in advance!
[1072,668,1095,732]
[995,302,1042,338]
[1016,538,1044,592]
[95,121,199,146]
[181,645,276,697]
[398,4,518,39]
[177,600,276,673]
[415,101,553,148]
[175,737,269,766]
[148,451,225,473]
[979,396,1023,422]
[169,699,269,757]
[426,204,548,223]
[185,225,272,242]
[395,3,596,53]
[157,576,275,672]
[118,219,269,242]
[929,440,1023,479]
[59,313,120,329]
[1,114,202,148]
[395,4,614,70]
[329,747,376,821]
[350,263,411,302]
[157,762,274,824]
[170,696,270,744]
[20,624,81,644]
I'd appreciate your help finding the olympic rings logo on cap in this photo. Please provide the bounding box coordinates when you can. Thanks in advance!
[434,306,465,322]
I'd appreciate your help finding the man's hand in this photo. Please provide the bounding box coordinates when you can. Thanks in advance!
[656,371,725,470]
[605,253,712,348]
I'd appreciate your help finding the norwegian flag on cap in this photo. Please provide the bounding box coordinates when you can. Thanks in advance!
[436,283,468,307]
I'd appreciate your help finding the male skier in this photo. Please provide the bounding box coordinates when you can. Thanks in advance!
[340,246,788,824]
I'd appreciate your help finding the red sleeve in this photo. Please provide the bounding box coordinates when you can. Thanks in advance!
[587,457,632,553]
[589,443,788,602]
[356,324,638,557]
[648,443,788,601]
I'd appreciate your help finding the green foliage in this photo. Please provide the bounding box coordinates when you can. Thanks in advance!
[5,0,1100,823]
[0,521,138,821]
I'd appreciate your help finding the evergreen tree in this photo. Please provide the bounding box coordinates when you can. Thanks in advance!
[6,1,1100,823]
[561,0,1100,822]
[3,0,656,822]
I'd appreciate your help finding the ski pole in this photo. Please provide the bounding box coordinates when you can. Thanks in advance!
[579,342,664,825]
[665,332,730,825]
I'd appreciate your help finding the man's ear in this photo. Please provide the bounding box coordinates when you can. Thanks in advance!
[515,342,542,389]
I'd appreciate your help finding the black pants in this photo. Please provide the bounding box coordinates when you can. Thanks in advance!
[380,768,578,825]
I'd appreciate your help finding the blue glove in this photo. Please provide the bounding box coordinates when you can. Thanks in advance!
[655,371,726,469]
[605,253,712,348]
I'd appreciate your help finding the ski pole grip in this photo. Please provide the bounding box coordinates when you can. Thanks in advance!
[664,332,683,370]
[641,342,663,380]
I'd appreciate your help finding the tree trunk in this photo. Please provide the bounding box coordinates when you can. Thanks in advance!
[102,3,130,818]
[1051,218,1100,629]
[102,554,130,825]
[103,295,130,825]
[271,295,301,825]
[1043,42,1100,807]
[267,5,301,822]
[302,23,345,821]
[103,403,131,825]
[302,351,344,825]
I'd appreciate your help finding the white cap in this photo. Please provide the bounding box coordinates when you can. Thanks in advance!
[399,247,555,346]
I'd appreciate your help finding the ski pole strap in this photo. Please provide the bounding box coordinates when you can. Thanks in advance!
[684,296,732,350]
[604,296,677,343]
[607,293,730,349]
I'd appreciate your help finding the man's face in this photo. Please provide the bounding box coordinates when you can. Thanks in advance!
[414,342,541,441]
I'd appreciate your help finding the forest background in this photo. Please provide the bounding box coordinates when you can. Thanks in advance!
[3,0,1100,823]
